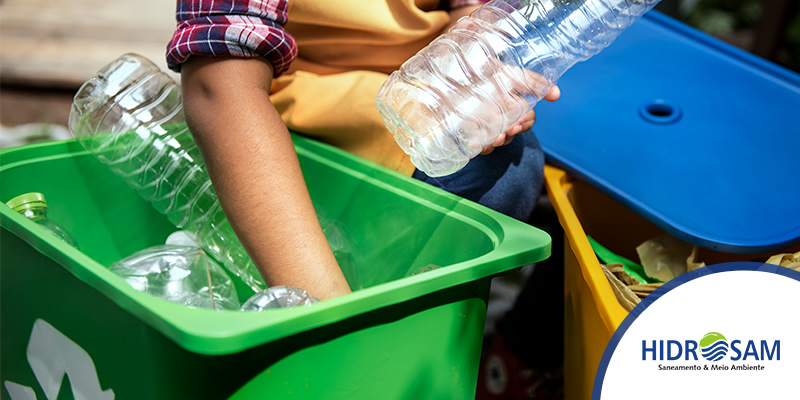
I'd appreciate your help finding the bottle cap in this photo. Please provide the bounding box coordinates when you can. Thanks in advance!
[5,192,48,213]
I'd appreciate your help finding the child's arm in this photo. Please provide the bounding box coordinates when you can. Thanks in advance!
[181,55,351,300]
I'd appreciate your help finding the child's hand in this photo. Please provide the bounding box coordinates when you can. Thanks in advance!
[480,85,561,155]
[440,7,562,156]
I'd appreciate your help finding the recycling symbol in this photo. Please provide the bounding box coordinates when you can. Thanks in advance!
[4,319,114,400]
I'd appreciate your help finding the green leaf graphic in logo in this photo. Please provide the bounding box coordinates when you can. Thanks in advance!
[700,332,729,362]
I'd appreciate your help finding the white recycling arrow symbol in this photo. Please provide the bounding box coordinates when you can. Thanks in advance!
[4,319,114,400]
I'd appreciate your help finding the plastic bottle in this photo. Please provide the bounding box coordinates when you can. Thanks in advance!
[240,286,319,311]
[68,53,359,293]
[110,244,240,311]
[6,192,79,248]
[376,0,660,177]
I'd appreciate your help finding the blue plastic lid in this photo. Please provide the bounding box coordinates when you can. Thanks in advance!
[534,11,800,254]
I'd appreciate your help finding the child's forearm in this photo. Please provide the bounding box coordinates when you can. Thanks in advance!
[181,56,351,300]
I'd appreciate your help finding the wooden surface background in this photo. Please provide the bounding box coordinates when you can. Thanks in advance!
[0,0,179,89]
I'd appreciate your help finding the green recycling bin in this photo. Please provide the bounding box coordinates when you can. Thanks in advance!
[0,134,550,399]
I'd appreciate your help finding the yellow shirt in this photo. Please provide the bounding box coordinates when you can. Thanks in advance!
[270,0,457,176]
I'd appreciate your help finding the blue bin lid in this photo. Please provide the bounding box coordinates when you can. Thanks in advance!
[534,11,800,254]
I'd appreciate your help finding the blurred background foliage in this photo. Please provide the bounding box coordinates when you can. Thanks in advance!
[684,0,763,34]
[668,0,800,73]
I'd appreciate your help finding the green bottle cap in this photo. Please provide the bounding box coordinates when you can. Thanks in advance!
[5,192,48,213]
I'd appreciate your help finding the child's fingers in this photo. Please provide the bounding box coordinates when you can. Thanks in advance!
[511,109,536,134]
[481,133,507,155]
[492,133,508,147]
[543,85,561,102]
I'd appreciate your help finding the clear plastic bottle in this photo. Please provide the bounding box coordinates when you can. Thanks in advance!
[240,286,319,311]
[6,192,79,248]
[110,244,241,311]
[68,53,359,293]
[376,0,660,177]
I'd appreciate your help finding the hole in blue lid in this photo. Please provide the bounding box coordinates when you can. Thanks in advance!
[640,99,682,124]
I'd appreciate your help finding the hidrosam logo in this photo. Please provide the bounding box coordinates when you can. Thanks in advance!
[700,332,729,361]
[594,262,800,399]
[639,333,779,363]
[641,332,781,367]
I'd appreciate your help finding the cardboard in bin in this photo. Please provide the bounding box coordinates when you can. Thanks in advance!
[0,135,550,399]
[534,11,800,254]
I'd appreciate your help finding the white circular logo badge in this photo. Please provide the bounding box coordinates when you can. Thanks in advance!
[594,262,800,400]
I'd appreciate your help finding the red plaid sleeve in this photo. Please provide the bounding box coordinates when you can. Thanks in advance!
[166,0,297,76]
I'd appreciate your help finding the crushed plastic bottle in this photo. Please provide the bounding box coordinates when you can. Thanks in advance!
[6,192,79,249]
[110,245,240,311]
[376,0,660,177]
[240,286,319,311]
[68,53,361,292]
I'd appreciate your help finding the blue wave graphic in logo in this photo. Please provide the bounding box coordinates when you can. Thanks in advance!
[699,332,728,361]
[701,340,729,361]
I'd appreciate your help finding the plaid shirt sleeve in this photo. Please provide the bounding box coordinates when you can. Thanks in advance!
[166,0,297,76]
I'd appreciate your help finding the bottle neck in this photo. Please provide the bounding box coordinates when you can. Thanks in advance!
[511,0,659,79]
[18,206,48,222]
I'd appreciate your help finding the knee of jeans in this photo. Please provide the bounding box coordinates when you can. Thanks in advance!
[478,178,542,221]
[412,132,546,221]
[477,138,545,220]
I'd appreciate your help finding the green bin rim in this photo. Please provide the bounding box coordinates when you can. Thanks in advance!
[0,136,550,355]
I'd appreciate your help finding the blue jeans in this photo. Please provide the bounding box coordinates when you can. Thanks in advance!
[412,131,545,222]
